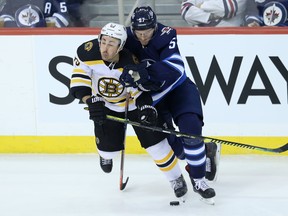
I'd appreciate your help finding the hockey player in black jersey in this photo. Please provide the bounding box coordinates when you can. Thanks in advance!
[120,6,219,204]
[70,22,188,200]
[0,0,70,27]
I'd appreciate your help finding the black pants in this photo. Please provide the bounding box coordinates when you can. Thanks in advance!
[94,108,167,152]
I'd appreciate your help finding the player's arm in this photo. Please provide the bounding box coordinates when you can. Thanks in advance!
[200,0,246,19]
[70,51,92,101]
[120,30,186,92]
[70,48,106,125]
[244,1,262,27]
[0,2,17,27]
[181,0,211,25]
[48,0,70,27]
[147,31,186,88]
[182,0,246,25]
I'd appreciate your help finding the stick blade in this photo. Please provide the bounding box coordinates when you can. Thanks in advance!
[120,177,129,191]
[278,143,288,153]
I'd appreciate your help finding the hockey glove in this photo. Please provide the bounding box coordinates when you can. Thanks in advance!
[138,80,163,92]
[120,63,149,87]
[86,96,106,124]
[138,105,158,126]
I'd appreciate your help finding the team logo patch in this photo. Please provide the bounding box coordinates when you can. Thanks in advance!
[15,4,44,27]
[160,27,172,36]
[263,2,287,26]
[98,77,124,98]
[85,42,93,51]
[96,137,100,145]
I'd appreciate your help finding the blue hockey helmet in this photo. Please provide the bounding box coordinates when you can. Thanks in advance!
[131,6,157,30]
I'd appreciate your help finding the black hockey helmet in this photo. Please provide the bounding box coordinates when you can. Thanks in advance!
[131,6,157,30]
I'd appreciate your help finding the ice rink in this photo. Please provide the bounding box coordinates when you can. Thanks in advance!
[0,154,287,216]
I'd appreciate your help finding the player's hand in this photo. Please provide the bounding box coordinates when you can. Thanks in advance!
[247,21,260,27]
[86,96,106,124]
[120,63,149,87]
[138,105,158,126]
[119,68,136,87]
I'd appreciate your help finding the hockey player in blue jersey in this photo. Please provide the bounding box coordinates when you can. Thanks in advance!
[245,0,288,27]
[0,0,70,27]
[120,6,218,204]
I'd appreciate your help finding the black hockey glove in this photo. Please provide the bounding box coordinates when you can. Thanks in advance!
[120,63,149,87]
[86,96,106,124]
[86,96,106,137]
[138,105,158,126]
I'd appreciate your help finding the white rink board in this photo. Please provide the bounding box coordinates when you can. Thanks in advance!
[0,34,287,136]
[178,34,288,136]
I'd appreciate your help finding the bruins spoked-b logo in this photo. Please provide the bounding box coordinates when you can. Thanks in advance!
[15,4,44,27]
[98,78,124,98]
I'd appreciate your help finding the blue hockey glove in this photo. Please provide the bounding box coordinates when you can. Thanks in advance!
[138,80,163,92]
[138,105,158,126]
[120,63,149,87]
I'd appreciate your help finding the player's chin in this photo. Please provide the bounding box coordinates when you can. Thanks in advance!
[101,55,111,61]
[139,40,149,46]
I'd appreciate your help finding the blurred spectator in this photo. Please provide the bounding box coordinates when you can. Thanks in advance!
[244,0,288,27]
[181,0,248,27]
[0,0,5,12]
[0,0,5,27]
[0,0,70,27]
[66,0,87,27]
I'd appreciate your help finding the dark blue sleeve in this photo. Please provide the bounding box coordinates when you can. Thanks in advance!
[146,26,187,91]
[244,0,262,26]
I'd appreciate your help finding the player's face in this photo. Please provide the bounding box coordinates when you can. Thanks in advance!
[99,35,120,62]
[134,28,154,46]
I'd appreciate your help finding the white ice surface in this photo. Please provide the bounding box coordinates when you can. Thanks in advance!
[0,154,287,216]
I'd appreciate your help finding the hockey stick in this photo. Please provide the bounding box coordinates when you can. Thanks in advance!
[106,115,288,154]
[119,89,130,191]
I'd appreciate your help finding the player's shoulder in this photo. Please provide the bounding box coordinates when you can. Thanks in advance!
[117,48,139,67]
[153,23,177,46]
[156,23,176,37]
[157,23,176,33]
[76,38,101,61]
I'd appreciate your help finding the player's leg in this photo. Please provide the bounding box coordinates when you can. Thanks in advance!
[145,139,187,199]
[205,141,221,181]
[132,110,188,200]
[158,100,220,180]
[168,78,216,202]
[94,110,125,173]
[97,150,118,173]
[177,113,215,201]
[157,106,185,160]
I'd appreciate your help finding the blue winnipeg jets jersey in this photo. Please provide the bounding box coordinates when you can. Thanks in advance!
[245,0,288,26]
[125,23,187,104]
[0,0,69,27]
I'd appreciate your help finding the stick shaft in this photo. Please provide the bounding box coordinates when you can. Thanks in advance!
[119,90,130,190]
[107,115,288,154]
